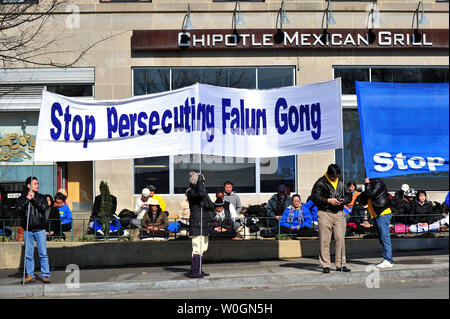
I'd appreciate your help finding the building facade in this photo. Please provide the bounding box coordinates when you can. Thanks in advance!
[0,0,448,215]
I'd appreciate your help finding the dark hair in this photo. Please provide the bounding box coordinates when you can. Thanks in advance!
[45,194,54,207]
[224,181,233,187]
[24,176,38,190]
[326,164,341,178]
[292,194,301,201]
[347,181,357,189]
[216,188,224,196]
[54,192,66,202]
[417,190,427,199]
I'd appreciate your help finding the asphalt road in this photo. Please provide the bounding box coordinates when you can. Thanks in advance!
[54,277,448,299]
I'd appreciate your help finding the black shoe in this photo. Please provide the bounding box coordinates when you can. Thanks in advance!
[336,266,351,272]
[322,267,330,273]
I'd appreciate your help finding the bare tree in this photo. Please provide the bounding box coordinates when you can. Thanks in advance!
[0,0,117,68]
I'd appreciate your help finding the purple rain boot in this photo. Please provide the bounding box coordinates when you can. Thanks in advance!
[189,254,204,278]
[199,255,209,277]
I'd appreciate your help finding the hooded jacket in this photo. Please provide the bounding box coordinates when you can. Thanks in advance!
[16,190,48,232]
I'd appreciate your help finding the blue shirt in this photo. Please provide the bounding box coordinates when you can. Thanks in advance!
[58,204,72,225]
[280,204,313,229]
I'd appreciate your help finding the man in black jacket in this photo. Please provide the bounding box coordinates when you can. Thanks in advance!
[187,171,214,278]
[16,176,51,284]
[310,164,352,273]
[361,177,394,268]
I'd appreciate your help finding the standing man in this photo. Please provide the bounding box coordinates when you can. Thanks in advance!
[223,181,242,215]
[311,164,352,273]
[187,172,214,278]
[17,176,51,284]
[362,177,394,268]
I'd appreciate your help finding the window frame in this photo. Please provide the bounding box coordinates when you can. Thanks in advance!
[131,65,297,195]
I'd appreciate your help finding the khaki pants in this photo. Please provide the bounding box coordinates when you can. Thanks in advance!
[191,235,209,256]
[318,210,346,268]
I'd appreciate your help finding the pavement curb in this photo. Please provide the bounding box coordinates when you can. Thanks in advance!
[2,265,447,298]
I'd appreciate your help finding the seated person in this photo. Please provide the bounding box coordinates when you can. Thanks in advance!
[348,193,375,234]
[177,189,191,229]
[146,185,167,212]
[91,188,118,219]
[216,188,237,221]
[132,188,152,229]
[390,188,416,225]
[44,194,62,240]
[223,181,242,215]
[265,184,292,228]
[344,181,361,220]
[54,192,73,232]
[210,198,238,236]
[303,195,319,228]
[276,194,315,237]
[57,188,73,213]
[141,198,169,238]
[409,190,447,233]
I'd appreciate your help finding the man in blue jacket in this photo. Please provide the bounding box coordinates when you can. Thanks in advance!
[275,194,315,237]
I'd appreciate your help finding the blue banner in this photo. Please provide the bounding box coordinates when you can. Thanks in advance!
[356,81,449,179]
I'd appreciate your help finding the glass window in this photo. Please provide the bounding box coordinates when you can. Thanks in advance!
[134,156,169,194]
[46,84,93,97]
[260,156,296,193]
[133,68,170,96]
[258,67,294,90]
[133,66,296,194]
[172,68,256,90]
[174,155,255,194]
[334,68,369,94]
[335,66,449,191]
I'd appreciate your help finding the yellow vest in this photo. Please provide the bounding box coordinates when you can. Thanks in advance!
[368,199,391,219]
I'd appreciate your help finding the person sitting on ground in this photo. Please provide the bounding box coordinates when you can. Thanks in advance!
[177,189,191,231]
[276,194,315,237]
[390,184,409,216]
[223,181,242,215]
[303,195,319,229]
[132,188,152,229]
[391,187,415,225]
[57,188,73,213]
[344,181,361,220]
[211,198,238,236]
[408,190,446,233]
[348,193,374,234]
[266,184,292,228]
[54,192,73,233]
[216,188,237,221]
[142,198,169,239]
[146,185,167,213]
[44,194,62,240]
[91,187,118,219]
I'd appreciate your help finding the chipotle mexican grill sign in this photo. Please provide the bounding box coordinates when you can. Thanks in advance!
[132,29,449,51]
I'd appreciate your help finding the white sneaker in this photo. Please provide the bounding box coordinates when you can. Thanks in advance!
[376,259,394,269]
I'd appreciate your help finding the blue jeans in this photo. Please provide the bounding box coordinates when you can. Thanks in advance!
[376,214,393,264]
[24,229,50,278]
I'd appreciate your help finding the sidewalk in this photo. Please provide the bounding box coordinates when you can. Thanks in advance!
[0,249,447,298]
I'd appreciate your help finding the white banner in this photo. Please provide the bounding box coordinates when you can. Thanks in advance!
[34,79,343,162]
